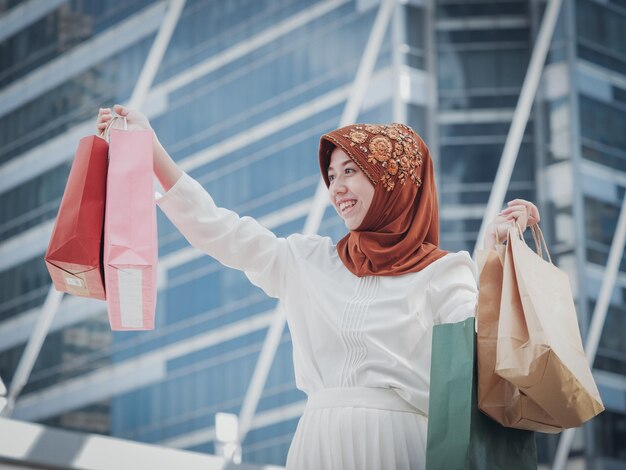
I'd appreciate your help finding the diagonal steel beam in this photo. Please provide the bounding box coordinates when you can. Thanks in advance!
[0,0,68,44]
[129,0,187,109]
[552,192,626,470]
[473,0,564,256]
[0,376,6,413]
[1,288,63,417]
[237,0,398,446]
[0,0,186,418]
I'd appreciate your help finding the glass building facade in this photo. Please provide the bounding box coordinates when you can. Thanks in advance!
[0,0,624,467]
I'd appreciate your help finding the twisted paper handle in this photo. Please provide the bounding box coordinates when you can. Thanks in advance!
[507,221,552,264]
[101,115,128,142]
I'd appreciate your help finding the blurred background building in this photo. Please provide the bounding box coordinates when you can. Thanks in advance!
[0,0,624,468]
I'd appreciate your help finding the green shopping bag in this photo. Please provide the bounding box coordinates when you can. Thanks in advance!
[426,317,537,470]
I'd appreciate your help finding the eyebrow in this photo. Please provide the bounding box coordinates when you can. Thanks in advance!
[327,160,353,173]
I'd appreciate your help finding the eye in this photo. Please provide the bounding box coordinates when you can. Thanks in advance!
[345,168,355,174]
[328,174,335,182]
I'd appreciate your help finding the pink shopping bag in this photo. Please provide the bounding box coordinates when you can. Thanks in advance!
[104,122,157,330]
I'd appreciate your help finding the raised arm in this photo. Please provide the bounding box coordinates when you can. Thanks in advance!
[155,172,290,298]
[96,105,290,298]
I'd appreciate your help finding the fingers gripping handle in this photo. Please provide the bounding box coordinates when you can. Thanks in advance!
[102,115,128,142]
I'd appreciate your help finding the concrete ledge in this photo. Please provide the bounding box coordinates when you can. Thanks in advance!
[0,417,284,470]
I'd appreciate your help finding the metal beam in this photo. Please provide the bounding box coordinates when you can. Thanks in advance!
[473,0,564,255]
[237,0,397,446]
[0,364,7,413]
[0,0,68,44]
[0,0,186,418]
[129,0,187,109]
[391,2,407,124]
[1,287,63,416]
[0,0,350,195]
[0,2,168,120]
[552,192,626,469]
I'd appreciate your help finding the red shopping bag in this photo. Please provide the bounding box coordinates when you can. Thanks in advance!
[103,123,158,330]
[45,135,108,300]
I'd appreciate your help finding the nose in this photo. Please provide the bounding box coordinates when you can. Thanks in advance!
[330,177,347,200]
[329,183,348,209]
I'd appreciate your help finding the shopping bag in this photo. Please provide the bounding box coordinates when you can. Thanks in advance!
[476,247,563,433]
[426,317,537,470]
[103,121,157,330]
[496,224,604,428]
[45,135,109,300]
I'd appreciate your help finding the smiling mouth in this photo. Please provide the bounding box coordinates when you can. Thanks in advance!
[339,201,357,215]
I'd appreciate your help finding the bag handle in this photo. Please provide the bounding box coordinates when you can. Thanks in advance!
[500,222,526,246]
[102,115,128,142]
[530,223,552,264]
[529,223,543,259]
[509,221,553,263]
[496,221,540,254]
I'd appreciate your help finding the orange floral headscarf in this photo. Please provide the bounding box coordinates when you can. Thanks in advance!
[319,123,447,277]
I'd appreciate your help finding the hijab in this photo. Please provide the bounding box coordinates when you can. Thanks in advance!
[318,123,448,277]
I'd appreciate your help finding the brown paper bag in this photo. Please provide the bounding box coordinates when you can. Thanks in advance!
[476,246,563,433]
[495,224,604,428]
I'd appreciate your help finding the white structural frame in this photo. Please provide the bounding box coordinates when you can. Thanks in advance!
[467,0,626,465]
[1,287,63,416]
[473,0,564,255]
[0,0,69,44]
[236,0,397,447]
[1,0,186,417]
[0,0,350,195]
[552,193,626,469]
[128,0,187,110]
[0,388,5,413]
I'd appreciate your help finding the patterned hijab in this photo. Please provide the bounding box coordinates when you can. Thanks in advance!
[319,123,447,277]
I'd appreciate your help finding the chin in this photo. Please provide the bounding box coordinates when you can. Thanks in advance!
[344,219,361,231]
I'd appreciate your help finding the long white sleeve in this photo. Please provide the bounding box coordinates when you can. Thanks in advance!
[428,251,478,324]
[155,172,289,298]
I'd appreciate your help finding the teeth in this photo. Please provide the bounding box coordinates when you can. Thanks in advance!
[339,200,356,212]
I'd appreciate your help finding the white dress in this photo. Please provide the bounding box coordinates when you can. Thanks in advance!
[156,172,478,470]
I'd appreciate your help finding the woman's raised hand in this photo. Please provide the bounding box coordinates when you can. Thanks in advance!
[96,104,182,191]
[484,198,541,249]
[96,104,152,137]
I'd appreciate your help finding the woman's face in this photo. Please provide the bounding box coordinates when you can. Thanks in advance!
[327,147,375,230]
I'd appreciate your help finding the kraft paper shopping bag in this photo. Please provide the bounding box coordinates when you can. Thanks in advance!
[476,246,563,433]
[495,224,604,428]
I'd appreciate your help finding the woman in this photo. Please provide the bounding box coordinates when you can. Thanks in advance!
[97,105,540,469]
